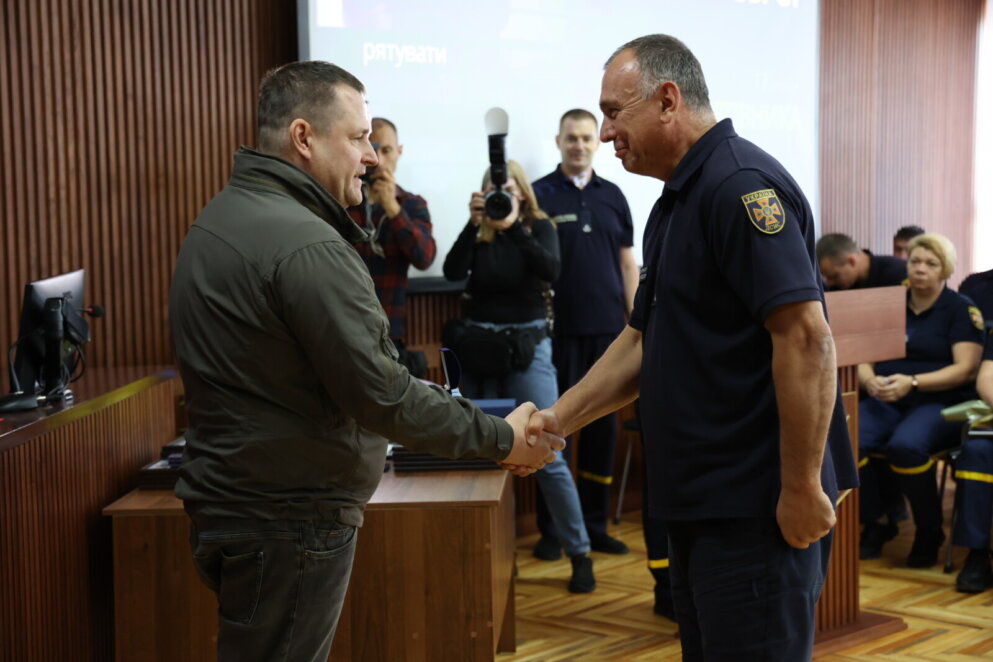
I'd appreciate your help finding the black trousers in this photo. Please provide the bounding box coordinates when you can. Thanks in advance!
[642,418,670,588]
[189,514,357,662]
[537,333,618,539]
[667,518,833,662]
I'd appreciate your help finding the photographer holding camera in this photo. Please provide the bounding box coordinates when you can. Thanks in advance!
[443,159,596,593]
[348,117,436,376]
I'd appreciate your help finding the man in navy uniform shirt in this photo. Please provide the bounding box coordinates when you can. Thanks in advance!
[531,109,639,560]
[951,328,993,592]
[961,268,993,330]
[527,34,858,661]
[816,233,908,291]
[893,224,925,259]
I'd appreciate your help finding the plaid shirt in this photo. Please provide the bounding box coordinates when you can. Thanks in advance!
[348,184,436,340]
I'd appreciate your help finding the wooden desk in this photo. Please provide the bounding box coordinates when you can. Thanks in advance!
[103,469,516,662]
[0,366,180,662]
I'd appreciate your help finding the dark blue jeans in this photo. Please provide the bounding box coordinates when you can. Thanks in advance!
[667,517,833,662]
[188,515,357,662]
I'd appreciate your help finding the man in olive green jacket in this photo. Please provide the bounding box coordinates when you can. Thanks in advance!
[170,61,562,662]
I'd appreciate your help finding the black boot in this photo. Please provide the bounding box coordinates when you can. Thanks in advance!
[533,535,562,561]
[568,554,595,593]
[898,466,944,567]
[859,520,899,560]
[652,568,675,619]
[589,532,629,554]
[956,548,993,593]
[907,526,945,568]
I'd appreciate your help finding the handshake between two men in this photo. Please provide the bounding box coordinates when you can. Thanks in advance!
[498,403,566,476]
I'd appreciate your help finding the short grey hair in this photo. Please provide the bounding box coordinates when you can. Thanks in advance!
[257,61,365,153]
[605,34,712,113]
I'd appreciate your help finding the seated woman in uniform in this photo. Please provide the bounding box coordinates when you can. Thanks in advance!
[858,233,984,567]
[951,328,993,592]
[443,160,595,593]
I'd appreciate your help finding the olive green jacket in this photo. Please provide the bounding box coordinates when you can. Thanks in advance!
[171,147,512,526]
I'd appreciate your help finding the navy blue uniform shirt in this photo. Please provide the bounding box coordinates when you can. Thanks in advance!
[863,251,908,288]
[960,269,993,331]
[874,286,984,406]
[533,168,633,336]
[629,119,859,520]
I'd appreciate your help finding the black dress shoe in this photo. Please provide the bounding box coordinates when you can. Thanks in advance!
[568,554,596,593]
[589,533,629,555]
[907,527,945,568]
[533,535,562,561]
[956,548,993,593]
[859,521,899,560]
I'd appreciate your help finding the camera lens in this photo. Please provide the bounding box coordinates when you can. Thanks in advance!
[484,190,513,220]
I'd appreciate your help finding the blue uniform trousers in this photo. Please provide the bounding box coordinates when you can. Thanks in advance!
[952,435,993,549]
[537,333,618,539]
[667,518,833,662]
[859,398,960,528]
[638,406,671,594]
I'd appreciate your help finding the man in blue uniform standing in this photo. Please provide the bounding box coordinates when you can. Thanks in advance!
[527,34,858,661]
[531,109,639,559]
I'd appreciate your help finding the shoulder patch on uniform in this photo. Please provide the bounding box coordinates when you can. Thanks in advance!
[969,305,985,331]
[740,189,785,234]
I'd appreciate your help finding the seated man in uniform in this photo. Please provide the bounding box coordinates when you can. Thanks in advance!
[816,233,907,291]
[952,327,993,592]
[348,117,436,376]
[960,268,993,331]
[893,225,926,259]
[817,232,910,540]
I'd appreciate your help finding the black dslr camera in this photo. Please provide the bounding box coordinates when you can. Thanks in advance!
[483,108,513,220]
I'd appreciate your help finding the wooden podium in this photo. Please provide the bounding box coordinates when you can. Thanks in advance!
[813,286,908,655]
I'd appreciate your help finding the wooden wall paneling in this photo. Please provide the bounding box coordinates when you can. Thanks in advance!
[1,4,11,342]
[820,0,982,283]
[0,0,297,383]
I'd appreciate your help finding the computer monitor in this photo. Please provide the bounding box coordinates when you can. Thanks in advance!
[2,269,90,411]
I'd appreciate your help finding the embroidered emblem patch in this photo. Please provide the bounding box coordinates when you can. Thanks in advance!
[969,305,985,331]
[741,189,785,234]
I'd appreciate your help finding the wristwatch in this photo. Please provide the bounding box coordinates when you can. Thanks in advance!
[911,375,919,390]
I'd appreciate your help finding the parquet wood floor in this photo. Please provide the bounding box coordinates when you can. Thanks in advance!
[501,496,993,660]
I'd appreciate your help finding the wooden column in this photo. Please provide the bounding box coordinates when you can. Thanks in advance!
[814,287,909,655]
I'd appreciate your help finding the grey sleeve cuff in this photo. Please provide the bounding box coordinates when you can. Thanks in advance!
[489,415,514,461]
